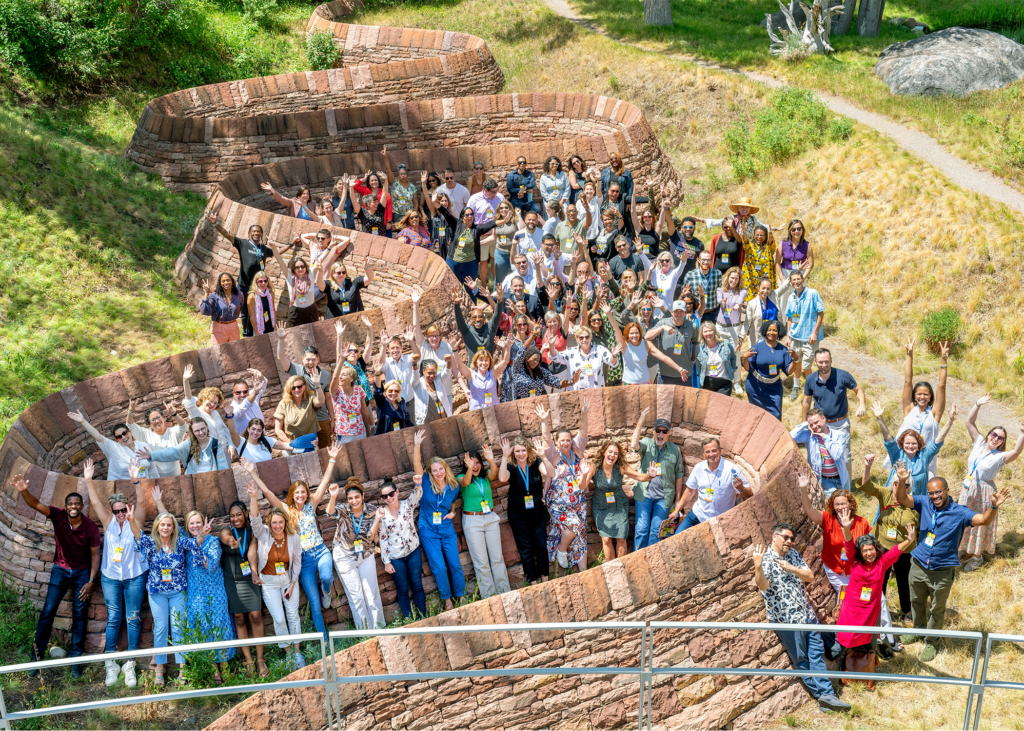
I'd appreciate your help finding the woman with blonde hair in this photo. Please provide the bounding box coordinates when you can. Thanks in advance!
[715,266,746,394]
[138,483,207,686]
[328,477,384,629]
[273,374,325,453]
[412,290,455,402]
[697,321,739,396]
[246,271,278,336]
[136,417,230,475]
[246,482,306,669]
[244,444,339,638]
[413,430,465,610]
[314,258,374,319]
[581,441,649,560]
[497,436,554,585]
[182,508,236,683]
[452,340,512,410]
[372,378,414,435]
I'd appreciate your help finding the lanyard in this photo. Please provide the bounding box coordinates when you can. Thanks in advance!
[351,511,365,539]
[232,527,247,557]
[913,406,930,433]
[969,447,998,479]
[517,464,531,490]
[698,269,712,298]
[559,449,578,474]
[472,477,488,502]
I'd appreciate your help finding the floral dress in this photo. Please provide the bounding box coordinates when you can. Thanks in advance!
[546,450,589,567]
[391,181,418,222]
[185,534,237,661]
[399,225,431,248]
[333,385,368,439]
[742,240,777,302]
[378,484,423,564]
[499,337,529,403]
[958,435,1007,556]
[591,319,622,386]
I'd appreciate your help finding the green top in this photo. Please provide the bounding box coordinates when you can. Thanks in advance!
[452,231,476,263]
[634,437,684,509]
[458,474,494,513]
[554,220,586,255]
[859,480,919,551]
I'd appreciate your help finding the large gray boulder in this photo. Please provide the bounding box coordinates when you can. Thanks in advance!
[874,27,1024,96]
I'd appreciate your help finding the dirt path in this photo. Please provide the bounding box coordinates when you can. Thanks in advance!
[541,0,1024,215]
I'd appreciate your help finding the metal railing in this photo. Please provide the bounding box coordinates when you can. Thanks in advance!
[0,621,1017,730]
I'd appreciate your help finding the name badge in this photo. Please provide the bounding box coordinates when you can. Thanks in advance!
[962,476,973,490]
[702,486,714,501]
[477,345,485,352]
[300,533,313,550]
[651,462,662,476]
[643,245,650,255]
[840,547,848,561]
[524,495,535,509]
[657,287,665,296]
[458,237,468,248]
[240,560,251,576]
[348,412,358,424]
[584,363,594,376]
[768,364,778,376]
[791,312,801,321]
[529,389,537,397]
[519,186,526,194]
[720,254,729,264]
[839,587,846,603]
[393,422,401,431]
[113,546,124,563]
[275,562,286,575]
[860,586,872,602]
[499,235,509,245]
[439,226,446,237]
[353,539,363,553]
[342,302,350,313]
[886,526,898,540]
[484,392,493,405]
[925,532,935,547]
[435,399,443,413]
[161,569,172,582]
[372,227,379,235]
[673,343,683,355]
[264,310,270,323]
[605,492,615,504]
[433,511,443,525]
[481,501,491,514]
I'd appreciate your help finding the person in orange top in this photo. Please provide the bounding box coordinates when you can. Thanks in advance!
[798,466,870,597]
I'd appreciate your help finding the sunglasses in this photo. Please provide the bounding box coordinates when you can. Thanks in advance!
[114,431,129,440]
[475,166,483,170]
[445,176,455,181]
[291,386,305,392]
[234,389,248,395]
[112,507,128,516]
[517,161,527,165]
[348,348,359,354]
[655,429,669,435]
[256,279,269,284]
[382,491,396,500]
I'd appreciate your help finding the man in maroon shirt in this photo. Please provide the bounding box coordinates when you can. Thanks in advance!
[14,474,101,679]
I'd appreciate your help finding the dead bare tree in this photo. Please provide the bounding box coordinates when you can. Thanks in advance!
[765,0,845,57]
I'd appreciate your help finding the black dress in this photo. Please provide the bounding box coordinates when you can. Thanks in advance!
[220,527,261,614]
[324,276,367,318]
[506,460,549,584]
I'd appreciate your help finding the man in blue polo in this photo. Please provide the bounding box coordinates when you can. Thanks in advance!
[893,472,1007,662]
[800,348,865,475]
[784,271,825,401]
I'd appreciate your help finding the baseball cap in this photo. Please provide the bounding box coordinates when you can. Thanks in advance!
[653,418,671,430]
[672,300,687,311]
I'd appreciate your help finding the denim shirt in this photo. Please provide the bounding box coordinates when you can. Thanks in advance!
[506,170,536,203]
[790,423,850,490]
[697,339,738,386]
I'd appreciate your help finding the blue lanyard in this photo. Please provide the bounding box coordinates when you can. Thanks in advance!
[517,464,531,489]
[351,511,365,538]
[559,450,578,473]
[969,448,999,478]
[472,477,489,502]
[232,527,247,557]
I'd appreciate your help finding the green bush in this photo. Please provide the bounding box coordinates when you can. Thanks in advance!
[723,87,852,180]
[243,0,278,27]
[305,29,338,71]
[920,306,962,346]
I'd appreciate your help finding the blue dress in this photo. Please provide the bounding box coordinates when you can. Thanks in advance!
[185,535,237,662]
[744,340,791,420]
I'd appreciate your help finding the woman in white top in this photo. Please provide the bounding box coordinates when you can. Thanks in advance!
[412,290,455,401]
[235,417,291,463]
[84,457,147,688]
[550,326,622,391]
[378,329,417,412]
[887,337,948,476]
[715,267,747,395]
[181,364,236,460]
[577,180,603,240]
[67,411,152,480]
[958,395,1024,571]
[640,249,689,306]
[538,156,570,207]
[316,196,345,228]
[411,358,453,425]
[126,400,187,477]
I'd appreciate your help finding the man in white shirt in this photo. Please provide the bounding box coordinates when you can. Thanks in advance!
[379,331,418,412]
[671,437,751,533]
[789,408,850,496]
[225,369,268,438]
[540,235,572,279]
[513,211,543,256]
[440,167,470,214]
[500,253,541,298]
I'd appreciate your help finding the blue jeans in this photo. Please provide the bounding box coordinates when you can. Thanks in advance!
[493,248,512,288]
[300,543,334,636]
[674,508,703,534]
[634,496,669,550]
[418,526,465,601]
[100,572,147,652]
[447,258,479,296]
[510,198,544,216]
[149,590,186,665]
[390,550,427,619]
[820,476,842,498]
[775,625,835,699]
[33,565,90,663]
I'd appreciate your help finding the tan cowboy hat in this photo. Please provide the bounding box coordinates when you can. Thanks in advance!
[729,196,760,213]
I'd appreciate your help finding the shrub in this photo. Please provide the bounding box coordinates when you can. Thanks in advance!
[920,306,962,347]
[175,601,229,689]
[723,87,851,179]
[305,29,338,71]
[243,0,278,28]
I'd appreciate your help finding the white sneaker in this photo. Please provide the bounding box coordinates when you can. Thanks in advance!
[962,556,984,572]
[321,588,332,609]
[123,660,137,688]
[556,550,569,569]
[733,383,743,395]
[104,660,121,687]
[789,385,801,401]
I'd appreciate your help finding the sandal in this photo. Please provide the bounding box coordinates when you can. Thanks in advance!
[257,661,270,678]
[213,671,223,685]
[154,671,166,687]
[243,661,255,676]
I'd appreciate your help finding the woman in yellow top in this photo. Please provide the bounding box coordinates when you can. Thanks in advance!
[742,224,777,302]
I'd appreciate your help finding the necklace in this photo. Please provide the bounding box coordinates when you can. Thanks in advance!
[273,534,285,547]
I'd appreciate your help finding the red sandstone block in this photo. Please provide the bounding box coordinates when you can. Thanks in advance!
[192,471,225,519]
[385,103,402,127]
[578,390,604,439]
[456,410,488,453]
[143,358,177,393]
[243,335,277,378]
[429,416,463,458]
[404,101,422,129]
[368,236,386,261]
[602,385,638,430]
[42,394,76,436]
[362,434,399,481]
[717,501,755,549]
[518,583,564,644]
[388,430,413,475]
[218,338,249,375]
[18,402,59,453]
[493,402,520,435]
[120,365,151,401]
[516,397,544,437]
[72,380,104,417]
[577,560,612,618]
[397,244,413,267]
[294,112,313,140]
[747,489,777,544]
[763,430,796,479]
[310,320,338,363]
[618,550,657,607]
[255,457,291,496]
[382,240,403,264]
[744,417,788,472]
[730,409,765,457]
[92,373,130,410]
[345,439,370,482]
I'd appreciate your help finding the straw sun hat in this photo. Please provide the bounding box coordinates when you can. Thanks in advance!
[728,197,760,213]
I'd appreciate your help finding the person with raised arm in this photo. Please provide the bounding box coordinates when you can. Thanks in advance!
[452,337,512,410]
[375,477,427,619]
[82,458,146,687]
[137,483,207,686]
[582,441,649,560]
[957,395,1024,571]
[753,526,852,715]
[67,410,152,480]
[180,363,236,460]
[498,436,554,585]
[884,337,949,477]
[326,477,384,630]
[376,327,417,414]
[549,324,622,391]
[873,400,957,497]
[223,369,268,443]
[246,480,306,669]
[741,320,798,420]
[534,401,589,571]
[782,270,825,401]
[413,430,465,610]
[259,182,315,220]
[800,348,866,477]
[125,400,187,476]
[204,213,276,338]
[317,258,373,319]
[198,272,244,346]
[411,289,455,396]
[331,323,375,442]
[13,470,100,680]
[372,376,415,434]
[892,468,1008,663]
[410,357,452,425]
[216,481,267,677]
[182,507,236,684]
[450,283,504,355]
[243,445,338,638]
[135,417,230,475]
[456,447,511,598]
[774,219,814,315]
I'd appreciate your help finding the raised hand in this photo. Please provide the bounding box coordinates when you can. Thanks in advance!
[639,406,650,422]
[411,290,420,304]
[949,403,958,421]
[414,429,425,447]
[151,484,162,505]
[239,457,257,474]
[871,400,884,418]
[327,441,342,461]
[361,315,372,328]
[864,453,875,467]
[991,487,1011,508]
[797,466,810,490]
[12,474,27,493]
[977,394,991,407]
[580,398,590,415]
[404,327,415,343]
[128,458,142,482]
[837,506,854,530]
[535,404,549,421]
[940,341,950,360]
[246,481,257,497]
[68,410,84,424]
[905,336,915,356]
[463,452,473,470]
[501,438,512,458]
[183,364,194,382]
[904,525,916,543]
[328,483,340,498]
[895,458,910,484]
[205,212,218,226]
[126,504,136,523]
[135,445,151,460]
[260,182,273,192]
[335,321,345,338]
[578,457,590,475]
[752,544,766,569]
[482,445,495,464]
[82,457,95,481]
[533,437,548,454]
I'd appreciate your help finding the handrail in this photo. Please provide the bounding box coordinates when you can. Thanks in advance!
[0,621,1017,731]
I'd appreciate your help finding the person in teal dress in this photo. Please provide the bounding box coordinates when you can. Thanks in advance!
[183,510,237,683]
[742,320,798,420]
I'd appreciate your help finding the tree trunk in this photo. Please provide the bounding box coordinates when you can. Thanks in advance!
[832,0,857,35]
[644,0,673,27]
[856,0,885,36]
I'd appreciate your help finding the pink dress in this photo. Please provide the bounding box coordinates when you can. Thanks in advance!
[836,541,903,648]
[333,385,367,438]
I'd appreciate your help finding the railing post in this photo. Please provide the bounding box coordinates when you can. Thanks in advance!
[642,620,653,731]
[970,635,994,731]
[0,684,11,731]
[327,632,340,730]
[320,634,333,731]
[637,622,646,731]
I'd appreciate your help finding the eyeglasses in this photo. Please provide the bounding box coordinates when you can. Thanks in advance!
[112,507,128,515]
[791,227,804,232]
[779,534,794,542]
[382,491,396,500]
[445,176,454,181]
[927,489,946,497]
[234,389,248,395]
[654,429,668,435]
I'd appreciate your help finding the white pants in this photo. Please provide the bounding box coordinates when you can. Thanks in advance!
[715,322,745,384]
[333,550,384,630]
[648,363,660,383]
[777,276,794,318]
[462,513,510,598]
[261,572,301,648]
[825,563,894,644]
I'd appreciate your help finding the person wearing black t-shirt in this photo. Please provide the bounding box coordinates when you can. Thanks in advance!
[709,215,742,274]
[350,182,390,237]
[314,258,375,318]
[676,216,705,278]
[497,436,552,586]
[206,213,275,338]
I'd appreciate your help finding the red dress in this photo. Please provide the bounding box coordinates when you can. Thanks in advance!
[836,541,903,648]
[821,511,871,575]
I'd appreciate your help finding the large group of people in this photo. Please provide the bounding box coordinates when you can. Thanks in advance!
[18,156,1019,714]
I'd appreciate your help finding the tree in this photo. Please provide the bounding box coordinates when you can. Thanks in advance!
[832,0,856,35]
[856,0,885,36]
[644,0,673,27]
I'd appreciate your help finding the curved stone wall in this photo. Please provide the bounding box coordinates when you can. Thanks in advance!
[205,387,833,730]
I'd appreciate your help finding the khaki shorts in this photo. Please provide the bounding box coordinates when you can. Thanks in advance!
[790,338,817,371]
[477,234,495,261]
